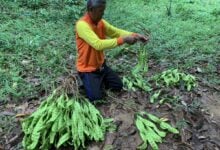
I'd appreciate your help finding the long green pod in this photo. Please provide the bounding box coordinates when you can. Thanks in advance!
[77,111,85,147]
[150,90,161,103]
[139,117,166,138]
[160,121,179,134]
[56,132,70,148]
[137,141,148,150]
[136,116,149,149]
[57,93,65,109]
[49,132,56,144]
[145,131,159,150]
[147,113,161,123]
[46,105,60,123]
[146,126,162,143]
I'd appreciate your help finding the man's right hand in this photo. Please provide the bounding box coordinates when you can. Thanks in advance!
[123,36,137,45]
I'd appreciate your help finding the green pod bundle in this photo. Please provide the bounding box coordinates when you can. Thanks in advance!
[21,91,114,150]
[135,112,179,150]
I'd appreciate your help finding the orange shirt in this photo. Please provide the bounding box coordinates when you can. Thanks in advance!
[75,13,134,72]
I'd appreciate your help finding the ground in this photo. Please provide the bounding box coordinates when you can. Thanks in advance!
[1,60,220,150]
[0,0,220,149]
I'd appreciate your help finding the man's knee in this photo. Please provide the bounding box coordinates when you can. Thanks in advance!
[112,78,123,90]
[88,93,103,102]
[116,81,123,90]
[108,80,123,92]
[86,89,103,101]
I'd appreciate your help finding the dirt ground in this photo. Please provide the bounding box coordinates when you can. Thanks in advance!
[1,88,219,150]
[0,63,220,150]
[94,88,220,150]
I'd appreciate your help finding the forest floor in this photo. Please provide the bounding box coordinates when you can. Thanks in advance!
[1,59,220,150]
[1,0,220,150]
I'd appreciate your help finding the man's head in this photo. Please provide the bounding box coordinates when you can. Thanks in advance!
[87,0,106,24]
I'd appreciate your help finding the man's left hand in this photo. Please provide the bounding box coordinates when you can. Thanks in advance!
[135,34,149,43]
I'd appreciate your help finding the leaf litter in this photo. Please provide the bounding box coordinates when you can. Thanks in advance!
[0,60,220,150]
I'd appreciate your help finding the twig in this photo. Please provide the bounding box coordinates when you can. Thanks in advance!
[56,74,80,96]
[106,91,137,112]
[6,135,19,145]
[177,142,193,150]
[136,23,150,36]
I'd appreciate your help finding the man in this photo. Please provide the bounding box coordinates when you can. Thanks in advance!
[75,0,149,101]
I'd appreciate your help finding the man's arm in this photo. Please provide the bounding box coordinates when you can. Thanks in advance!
[103,20,150,44]
[76,21,124,50]
[103,19,134,38]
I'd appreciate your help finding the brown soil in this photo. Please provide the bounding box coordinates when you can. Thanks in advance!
[0,63,220,150]
[2,89,219,150]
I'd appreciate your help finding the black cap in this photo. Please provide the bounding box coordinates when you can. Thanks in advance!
[87,0,106,11]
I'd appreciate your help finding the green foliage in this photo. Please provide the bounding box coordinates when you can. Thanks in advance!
[159,95,180,106]
[176,119,188,129]
[211,8,220,17]
[123,74,152,92]
[186,99,201,113]
[20,0,49,9]
[153,69,197,91]
[166,0,173,16]
[150,90,161,103]
[17,0,85,11]
[0,114,18,146]
[106,0,219,85]
[149,69,197,106]
[0,0,85,101]
[149,89,181,107]
[1,0,220,102]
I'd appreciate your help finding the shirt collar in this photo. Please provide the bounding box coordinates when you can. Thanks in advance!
[84,12,100,26]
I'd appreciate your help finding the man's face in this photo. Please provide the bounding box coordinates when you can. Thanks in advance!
[90,5,106,23]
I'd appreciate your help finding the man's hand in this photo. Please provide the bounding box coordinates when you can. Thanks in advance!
[123,36,138,45]
[135,34,149,43]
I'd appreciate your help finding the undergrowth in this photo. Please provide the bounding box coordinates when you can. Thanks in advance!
[0,0,219,102]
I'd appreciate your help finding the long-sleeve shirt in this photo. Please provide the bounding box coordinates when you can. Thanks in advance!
[75,13,134,72]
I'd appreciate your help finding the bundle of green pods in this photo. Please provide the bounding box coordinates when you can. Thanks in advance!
[123,44,151,92]
[22,90,113,150]
[154,69,197,91]
[132,44,148,75]
[123,74,151,92]
[135,112,179,150]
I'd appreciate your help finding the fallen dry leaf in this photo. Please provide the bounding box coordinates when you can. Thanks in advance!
[16,102,28,113]
[15,113,30,118]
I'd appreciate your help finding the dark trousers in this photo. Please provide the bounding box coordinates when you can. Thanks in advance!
[78,63,123,101]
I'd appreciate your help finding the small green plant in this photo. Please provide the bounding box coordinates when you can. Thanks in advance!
[159,95,180,105]
[135,112,179,150]
[21,0,48,9]
[186,99,201,113]
[150,90,161,103]
[123,74,151,92]
[176,119,188,129]
[149,89,181,107]
[153,69,197,91]
[166,0,173,16]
